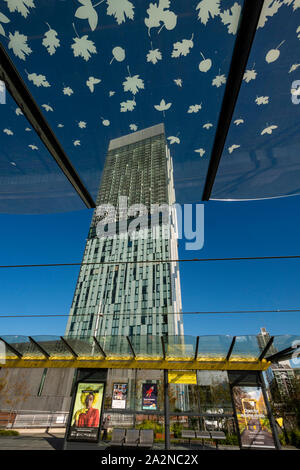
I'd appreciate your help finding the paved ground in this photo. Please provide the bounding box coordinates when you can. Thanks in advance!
[0,430,298,451]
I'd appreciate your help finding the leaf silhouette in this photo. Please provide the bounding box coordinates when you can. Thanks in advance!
[243,69,257,82]
[75,0,98,31]
[130,124,138,131]
[4,0,35,18]
[27,72,50,87]
[120,99,136,112]
[255,96,269,105]
[63,86,74,96]
[146,48,162,64]
[8,31,32,60]
[42,104,53,112]
[174,79,182,87]
[258,0,282,29]
[203,123,213,129]
[261,125,278,135]
[3,128,13,135]
[212,74,226,87]
[42,24,60,55]
[167,136,180,144]
[15,107,23,115]
[228,144,240,154]
[123,75,144,95]
[78,121,87,128]
[196,0,220,25]
[74,140,81,146]
[234,118,244,125]
[219,2,241,35]
[171,35,194,57]
[194,148,205,157]
[107,0,134,25]
[111,46,125,63]
[86,76,101,92]
[289,63,300,73]
[188,104,202,113]
[109,90,115,97]
[28,144,38,150]
[71,35,97,61]
[0,11,10,37]
[297,25,300,39]
[154,99,172,112]
[145,0,177,35]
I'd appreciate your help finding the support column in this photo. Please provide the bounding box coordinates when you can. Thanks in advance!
[164,369,170,450]
[259,371,281,450]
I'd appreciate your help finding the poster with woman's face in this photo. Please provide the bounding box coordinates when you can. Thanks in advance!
[68,382,104,442]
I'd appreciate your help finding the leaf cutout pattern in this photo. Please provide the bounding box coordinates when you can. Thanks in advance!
[123,75,144,95]
[63,86,74,96]
[196,0,220,25]
[42,24,60,55]
[107,0,134,25]
[145,0,177,35]
[194,148,205,157]
[212,74,226,87]
[228,144,240,154]
[8,31,32,60]
[154,99,172,112]
[261,125,278,135]
[219,2,241,35]
[27,72,50,87]
[258,0,282,29]
[167,136,180,144]
[120,99,136,112]
[78,121,87,128]
[146,48,162,64]
[0,11,10,37]
[171,35,194,57]
[188,104,202,113]
[174,79,182,87]
[71,35,97,61]
[86,76,101,92]
[4,0,35,18]
[255,96,269,105]
[42,104,53,112]
[243,69,257,82]
[75,0,98,31]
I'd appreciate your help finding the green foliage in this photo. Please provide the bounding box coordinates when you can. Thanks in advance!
[224,434,239,445]
[136,419,163,434]
[171,422,182,438]
[0,429,19,436]
[289,429,300,448]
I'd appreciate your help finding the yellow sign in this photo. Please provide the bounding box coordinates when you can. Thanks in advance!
[276,418,283,428]
[168,371,197,384]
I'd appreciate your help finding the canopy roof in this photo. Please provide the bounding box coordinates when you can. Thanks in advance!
[1,1,299,213]
[1,334,299,371]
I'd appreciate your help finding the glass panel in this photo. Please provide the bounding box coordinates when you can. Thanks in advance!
[62,335,104,358]
[197,335,232,361]
[0,92,86,214]
[197,371,233,414]
[272,335,300,355]
[30,335,73,358]
[231,335,261,361]
[212,4,300,200]
[165,335,197,359]
[1,335,44,359]
[97,335,132,359]
[0,0,244,207]
[130,335,163,359]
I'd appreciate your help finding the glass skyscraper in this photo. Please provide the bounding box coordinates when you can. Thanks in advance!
[66,123,183,339]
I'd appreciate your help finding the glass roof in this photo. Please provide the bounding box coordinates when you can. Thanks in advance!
[0,0,244,213]
[212,2,300,200]
[1,334,299,364]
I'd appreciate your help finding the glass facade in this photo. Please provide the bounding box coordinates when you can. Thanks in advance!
[66,124,183,338]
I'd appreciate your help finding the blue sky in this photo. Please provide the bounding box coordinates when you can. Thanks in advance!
[0,195,300,337]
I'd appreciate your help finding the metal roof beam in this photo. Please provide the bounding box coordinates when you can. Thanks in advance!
[0,43,96,209]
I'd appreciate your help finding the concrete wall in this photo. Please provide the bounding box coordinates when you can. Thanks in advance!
[0,367,75,412]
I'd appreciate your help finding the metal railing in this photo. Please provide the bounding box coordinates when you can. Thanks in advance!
[0,410,69,429]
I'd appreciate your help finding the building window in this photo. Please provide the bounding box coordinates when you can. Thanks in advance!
[37,368,48,396]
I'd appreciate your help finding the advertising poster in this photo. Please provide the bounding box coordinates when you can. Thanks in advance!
[233,385,275,449]
[68,382,104,442]
[112,383,127,409]
[142,383,157,410]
